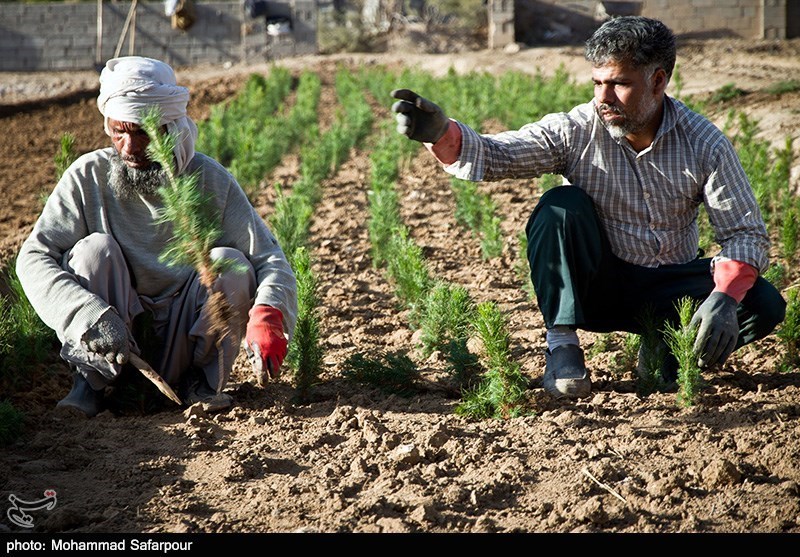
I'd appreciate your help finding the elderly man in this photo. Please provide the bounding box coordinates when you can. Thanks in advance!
[391,16,785,399]
[16,56,297,417]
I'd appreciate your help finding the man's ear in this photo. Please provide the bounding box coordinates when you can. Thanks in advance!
[653,68,669,96]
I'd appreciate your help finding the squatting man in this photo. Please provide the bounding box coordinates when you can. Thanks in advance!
[16,56,298,417]
[391,16,786,399]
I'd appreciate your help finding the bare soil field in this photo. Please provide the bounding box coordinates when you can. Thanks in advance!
[1,38,800,536]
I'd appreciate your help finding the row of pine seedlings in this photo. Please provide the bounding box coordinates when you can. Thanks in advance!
[1,63,799,444]
[354,66,529,419]
[199,66,373,403]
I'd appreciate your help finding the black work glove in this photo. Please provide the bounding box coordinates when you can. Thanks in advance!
[390,89,450,144]
[81,309,130,366]
[689,292,739,368]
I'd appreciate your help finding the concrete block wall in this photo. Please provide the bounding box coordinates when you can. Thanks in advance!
[761,0,788,39]
[0,1,318,72]
[523,0,795,41]
[488,0,515,49]
[642,0,762,38]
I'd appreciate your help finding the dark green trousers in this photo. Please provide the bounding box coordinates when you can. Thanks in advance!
[526,186,786,348]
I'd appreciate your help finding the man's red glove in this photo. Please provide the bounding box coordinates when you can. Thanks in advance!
[245,305,288,381]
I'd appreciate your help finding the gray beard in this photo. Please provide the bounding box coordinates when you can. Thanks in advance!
[108,153,167,199]
[597,104,635,139]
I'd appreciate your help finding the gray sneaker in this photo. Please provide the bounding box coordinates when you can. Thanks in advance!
[544,344,591,399]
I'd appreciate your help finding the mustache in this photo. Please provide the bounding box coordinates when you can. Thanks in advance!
[120,154,148,164]
[598,103,623,115]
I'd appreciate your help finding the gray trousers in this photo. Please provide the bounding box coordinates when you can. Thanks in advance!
[61,233,256,391]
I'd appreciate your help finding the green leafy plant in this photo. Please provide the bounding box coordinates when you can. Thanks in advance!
[443,338,482,390]
[415,282,476,356]
[586,332,613,360]
[780,203,799,265]
[710,83,746,104]
[0,258,57,388]
[616,332,641,377]
[451,178,504,259]
[54,131,77,181]
[777,287,800,372]
[763,263,787,289]
[537,173,562,192]
[342,351,420,396]
[456,301,529,419]
[664,297,702,407]
[763,80,800,95]
[671,64,685,100]
[270,183,314,257]
[142,106,244,390]
[386,227,433,312]
[286,247,323,402]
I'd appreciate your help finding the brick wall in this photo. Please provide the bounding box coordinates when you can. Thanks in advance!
[0,1,318,72]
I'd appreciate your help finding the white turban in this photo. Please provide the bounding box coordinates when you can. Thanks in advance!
[97,56,198,175]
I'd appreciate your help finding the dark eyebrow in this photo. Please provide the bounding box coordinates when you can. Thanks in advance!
[592,76,632,85]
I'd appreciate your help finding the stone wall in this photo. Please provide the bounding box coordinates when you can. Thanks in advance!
[0,0,317,72]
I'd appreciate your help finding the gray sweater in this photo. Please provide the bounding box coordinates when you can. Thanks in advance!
[16,147,298,348]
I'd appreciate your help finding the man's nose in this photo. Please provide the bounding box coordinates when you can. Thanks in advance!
[121,135,146,156]
[597,84,616,105]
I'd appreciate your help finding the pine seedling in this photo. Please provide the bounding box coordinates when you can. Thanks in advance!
[777,287,800,372]
[456,363,528,420]
[444,338,482,390]
[473,301,511,371]
[457,301,528,419]
[616,332,641,376]
[780,204,799,266]
[586,332,613,360]
[633,305,669,395]
[672,64,685,100]
[451,179,503,260]
[452,179,483,231]
[0,259,56,385]
[342,351,420,397]
[664,297,702,407]
[367,188,402,267]
[479,210,504,260]
[764,262,787,289]
[54,132,77,181]
[141,107,244,392]
[637,331,668,396]
[270,183,313,257]
[286,247,323,402]
[386,227,433,311]
[415,282,476,356]
[537,173,561,192]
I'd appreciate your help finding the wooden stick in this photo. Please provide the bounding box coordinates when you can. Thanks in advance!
[128,352,182,405]
[581,467,628,505]
[113,0,137,59]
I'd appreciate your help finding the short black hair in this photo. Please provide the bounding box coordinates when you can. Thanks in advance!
[585,16,676,79]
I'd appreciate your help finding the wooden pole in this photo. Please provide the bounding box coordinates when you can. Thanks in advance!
[114,0,137,59]
[129,0,137,55]
[95,0,103,67]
